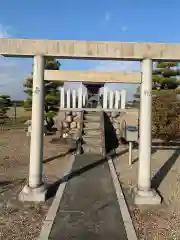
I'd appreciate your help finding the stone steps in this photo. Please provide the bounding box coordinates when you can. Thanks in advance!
[82,136,103,145]
[83,122,100,128]
[82,111,104,155]
[82,143,103,154]
[83,128,102,136]
[83,113,101,121]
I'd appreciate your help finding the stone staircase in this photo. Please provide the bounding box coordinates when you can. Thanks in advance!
[82,111,105,155]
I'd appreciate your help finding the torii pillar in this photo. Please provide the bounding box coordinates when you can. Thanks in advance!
[19,55,47,202]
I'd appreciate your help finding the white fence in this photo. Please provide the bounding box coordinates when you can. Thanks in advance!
[60,86,87,109]
[59,86,127,110]
[103,87,127,110]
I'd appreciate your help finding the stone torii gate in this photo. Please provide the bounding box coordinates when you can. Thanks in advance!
[44,70,138,110]
[1,39,179,205]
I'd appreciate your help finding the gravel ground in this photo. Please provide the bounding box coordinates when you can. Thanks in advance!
[0,129,74,240]
[114,143,180,240]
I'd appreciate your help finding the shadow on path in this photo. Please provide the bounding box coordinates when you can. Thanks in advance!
[46,148,128,199]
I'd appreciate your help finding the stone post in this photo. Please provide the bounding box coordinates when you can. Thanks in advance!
[134,59,161,205]
[109,91,114,109]
[60,87,65,108]
[19,55,46,202]
[121,89,127,109]
[115,90,120,109]
[72,89,76,108]
[103,87,108,109]
[66,88,71,109]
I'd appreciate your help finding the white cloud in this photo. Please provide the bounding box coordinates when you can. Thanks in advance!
[105,12,111,22]
[0,24,11,38]
[120,26,128,32]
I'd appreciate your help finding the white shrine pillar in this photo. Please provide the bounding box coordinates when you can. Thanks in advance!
[78,85,83,108]
[135,59,161,205]
[19,55,46,202]
[66,89,71,108]
[103,87,108,109]
[82,92,86,107]
[115,90,120,109]
[60,87,65,108]
[121,89,127,109]
[109,91,114,109]
[72,89,76,108]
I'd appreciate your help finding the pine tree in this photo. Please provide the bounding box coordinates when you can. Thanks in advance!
[134,62,180,102]
[152,62,180,89]
[23,58,62,129]
[0,95,12,124]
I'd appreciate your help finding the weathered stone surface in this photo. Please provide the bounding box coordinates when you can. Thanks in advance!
[73,116,80,121]
[72,112,77,117]
[63,128,69,133]
[56,130,62,138]
[45,70,141,84]
[66,115,72,123]
[77,122,81,129]
[66,111,72,116]
[116,128,121,135]
[2,38,180,61]
[113,123,119,130]
[114,116,121,122]
[62,121,69,128]
[76,112,81,117]
[54,118,62,130]
[70,122,77,129]
[113,117,121,124]
[111,112,119,118]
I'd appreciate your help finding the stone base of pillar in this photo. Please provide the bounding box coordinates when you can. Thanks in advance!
[19,184,47,202]
[134,188,161,205]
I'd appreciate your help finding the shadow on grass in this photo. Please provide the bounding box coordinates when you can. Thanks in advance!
[0,179,25,194]
[43,148,75,164]
[132,148,158,165]
[46,148,128,199]
[151,149,180,189]
[131,140,180,165]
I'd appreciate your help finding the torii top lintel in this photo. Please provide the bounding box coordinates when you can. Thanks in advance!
[0,38,180,61]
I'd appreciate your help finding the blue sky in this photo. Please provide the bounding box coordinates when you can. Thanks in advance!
[0,0,180,99]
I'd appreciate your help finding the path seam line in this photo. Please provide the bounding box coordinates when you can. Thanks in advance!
[108,158,138,240]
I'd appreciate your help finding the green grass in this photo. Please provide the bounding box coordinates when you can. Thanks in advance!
[7,107,31,118]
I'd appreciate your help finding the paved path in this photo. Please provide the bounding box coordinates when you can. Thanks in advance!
[49,154,127,240]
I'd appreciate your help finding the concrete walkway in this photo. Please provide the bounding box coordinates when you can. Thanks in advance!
[48,154,128,240]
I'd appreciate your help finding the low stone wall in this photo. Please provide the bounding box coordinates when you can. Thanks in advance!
[54,111,81,139]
